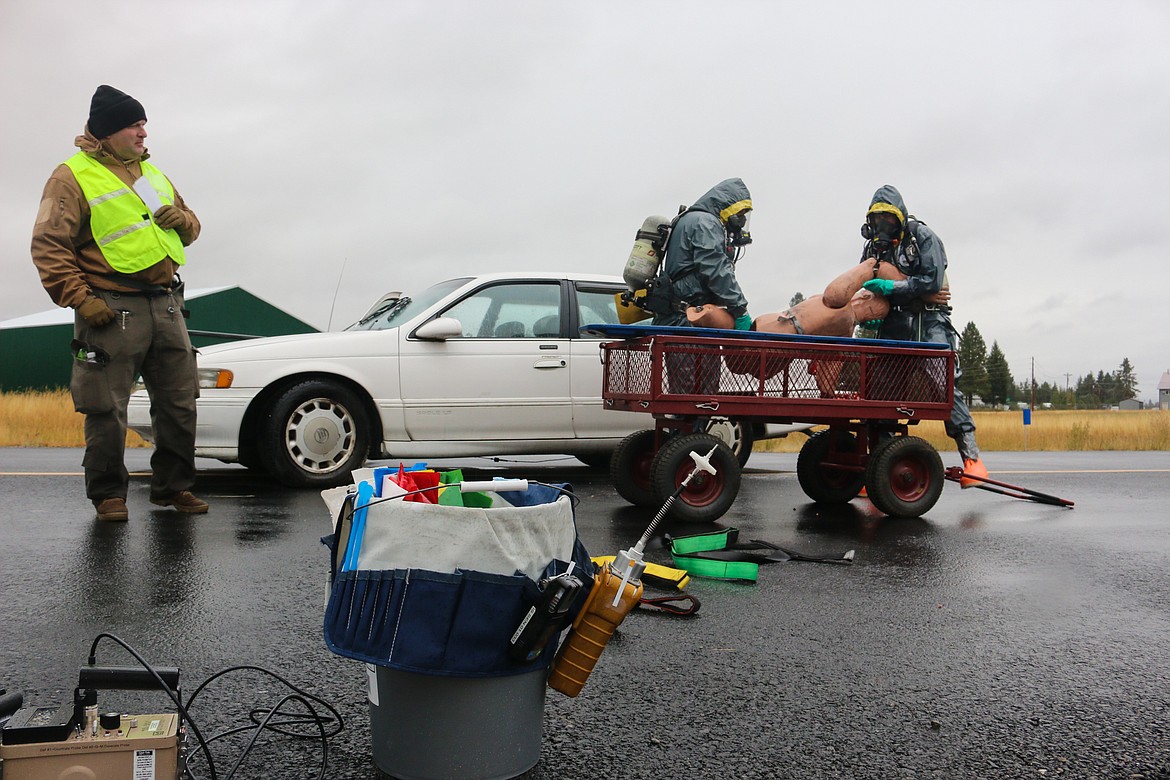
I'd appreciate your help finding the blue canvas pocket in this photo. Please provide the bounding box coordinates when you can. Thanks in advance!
[324,567,558,677]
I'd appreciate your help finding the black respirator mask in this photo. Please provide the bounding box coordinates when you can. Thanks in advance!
[726,210,752,248]
[861,214,901,256]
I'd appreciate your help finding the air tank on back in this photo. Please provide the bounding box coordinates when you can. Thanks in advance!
[622,215,671,290]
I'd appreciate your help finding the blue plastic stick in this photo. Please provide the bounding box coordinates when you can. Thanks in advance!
[370,467,391,497]
[342,481,375,572]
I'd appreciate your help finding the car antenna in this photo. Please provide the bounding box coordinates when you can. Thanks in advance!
[327,256,348,332]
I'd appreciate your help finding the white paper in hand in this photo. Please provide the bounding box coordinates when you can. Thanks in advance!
[133,176,164,215]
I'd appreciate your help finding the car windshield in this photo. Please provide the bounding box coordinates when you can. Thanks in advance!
[346,277,470,331]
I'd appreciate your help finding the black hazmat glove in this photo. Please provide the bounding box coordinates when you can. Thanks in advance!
[77,296,116,327]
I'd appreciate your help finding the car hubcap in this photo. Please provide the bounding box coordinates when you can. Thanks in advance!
[705,418,741,456]
[284,398,356,474]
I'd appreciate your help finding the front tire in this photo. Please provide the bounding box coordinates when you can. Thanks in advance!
[261,380,370,488]
[864,436,944,518]
[649,432,740,523]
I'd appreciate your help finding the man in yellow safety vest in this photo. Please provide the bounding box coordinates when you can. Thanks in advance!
[31,85,207,521]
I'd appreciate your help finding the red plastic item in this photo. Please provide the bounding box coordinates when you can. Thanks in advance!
[389,464,439,503]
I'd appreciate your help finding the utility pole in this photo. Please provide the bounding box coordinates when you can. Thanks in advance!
[1031,357,1036,411]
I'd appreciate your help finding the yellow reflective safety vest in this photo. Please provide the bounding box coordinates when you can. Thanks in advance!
[63,151,186,273]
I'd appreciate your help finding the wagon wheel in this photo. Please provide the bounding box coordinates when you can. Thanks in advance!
[610,429,659,507]
[864,436,944,518]
[649,432,741,523]
[796,429,865,504]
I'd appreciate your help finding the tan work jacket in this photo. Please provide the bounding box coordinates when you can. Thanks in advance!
[31,131,201,309]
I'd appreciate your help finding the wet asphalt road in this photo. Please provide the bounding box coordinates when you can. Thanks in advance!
[1,447,1169,779]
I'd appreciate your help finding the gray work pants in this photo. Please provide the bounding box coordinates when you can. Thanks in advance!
[71,288,199,504]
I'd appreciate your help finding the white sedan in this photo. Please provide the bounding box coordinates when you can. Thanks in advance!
[128,272,806,487]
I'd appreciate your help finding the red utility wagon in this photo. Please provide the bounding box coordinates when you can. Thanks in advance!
[594,325,955,521]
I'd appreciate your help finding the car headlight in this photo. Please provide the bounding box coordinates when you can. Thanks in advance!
[198,368,234,389]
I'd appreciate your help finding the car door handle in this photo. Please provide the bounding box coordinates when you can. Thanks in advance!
[534,357,567,369]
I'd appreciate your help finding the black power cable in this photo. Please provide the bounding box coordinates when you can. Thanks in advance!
[86,634,343,780]
[185,665,343,780]
[88,632,220,780]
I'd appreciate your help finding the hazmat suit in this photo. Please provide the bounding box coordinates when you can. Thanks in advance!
[648,178,751,327]
[856,185,987,483]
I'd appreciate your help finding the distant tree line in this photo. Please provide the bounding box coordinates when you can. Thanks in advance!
[954,322,1141,409]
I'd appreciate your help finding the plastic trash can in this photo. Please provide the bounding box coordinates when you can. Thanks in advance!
[321,480,589,780]
[367,663,546,780]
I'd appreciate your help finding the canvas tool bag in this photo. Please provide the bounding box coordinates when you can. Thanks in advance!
[321,480,593,677]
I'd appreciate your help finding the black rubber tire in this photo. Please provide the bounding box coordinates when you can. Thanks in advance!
[649,432,741,523]
[235,449,267,475]
[703,417,755,468]
[796,429,865,503]
[576,452,613,471]
[261,380,370,488]
[864,436,944,518]
[610,430,659,507]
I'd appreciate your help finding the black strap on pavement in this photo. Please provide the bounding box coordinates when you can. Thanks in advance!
[667,528,855,582]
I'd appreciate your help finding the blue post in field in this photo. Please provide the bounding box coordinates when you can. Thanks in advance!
[1022,407,1031,450]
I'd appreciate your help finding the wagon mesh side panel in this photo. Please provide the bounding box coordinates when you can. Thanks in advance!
[602,336,952,410]
[866,353,951,403]
[603,341,653,398]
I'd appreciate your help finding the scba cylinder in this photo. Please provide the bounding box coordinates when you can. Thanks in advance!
[623,215,671,290]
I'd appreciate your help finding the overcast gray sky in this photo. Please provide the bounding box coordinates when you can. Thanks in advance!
[3,0,1168,401]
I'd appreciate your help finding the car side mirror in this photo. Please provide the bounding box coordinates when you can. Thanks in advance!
[413,317,463,341]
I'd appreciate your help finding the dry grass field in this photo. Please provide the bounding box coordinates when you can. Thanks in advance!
[0,389,149,448]
[1,389,1167,451]
[763,409,1170,452]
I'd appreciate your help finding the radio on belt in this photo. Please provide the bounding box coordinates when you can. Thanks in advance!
[508,564,582,663]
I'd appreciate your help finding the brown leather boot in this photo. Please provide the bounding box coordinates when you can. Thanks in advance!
[150,491,209,514]
[95,497,129,522]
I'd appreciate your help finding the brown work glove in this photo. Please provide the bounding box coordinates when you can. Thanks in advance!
[153,204,188,231]
[77,296,116,327]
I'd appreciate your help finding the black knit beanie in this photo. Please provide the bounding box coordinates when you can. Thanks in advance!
[88,85,147,139]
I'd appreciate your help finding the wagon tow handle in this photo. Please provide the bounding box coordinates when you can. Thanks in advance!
[944,467,1075,508]
[612,446,720,606]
